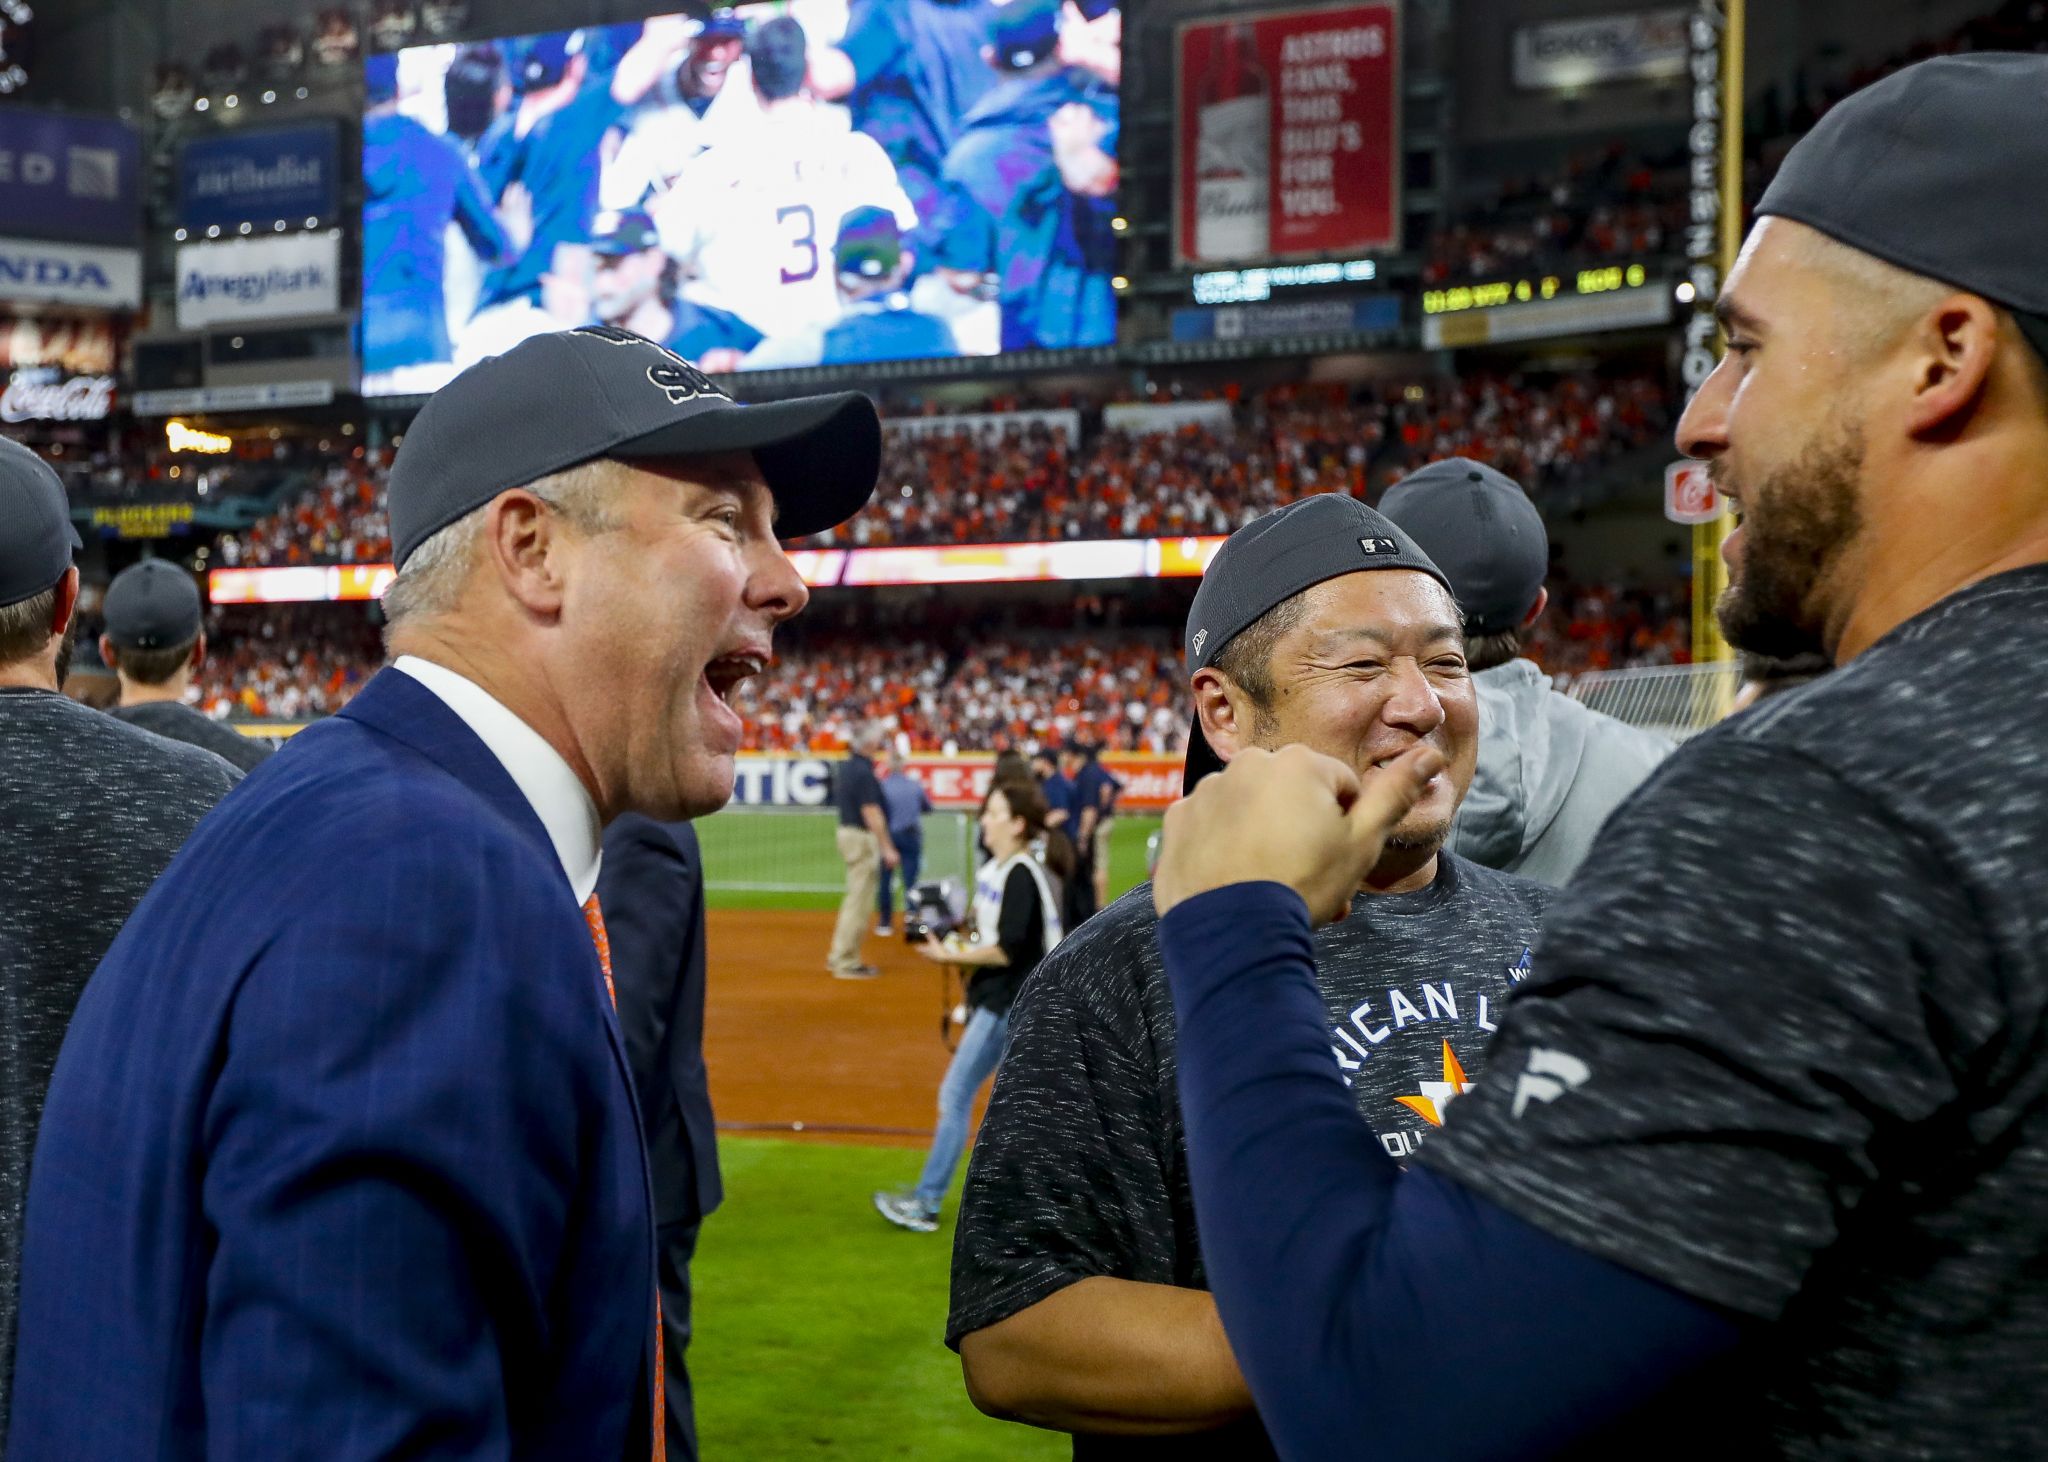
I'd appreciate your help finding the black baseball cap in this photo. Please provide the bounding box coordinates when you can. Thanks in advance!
[1181,494,1453,792]
[991,0,1060,70]
[512,30,581,92]
[388,327,880,567]
[698,10,746,41]
[1378,459,1547,637]
[836,206,903,280]
[0,435,81,609]
[104,560,204,650]
[1756,52,2048,365]
[590,208,662,256]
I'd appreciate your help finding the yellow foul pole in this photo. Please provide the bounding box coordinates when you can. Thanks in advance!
[1688,0,1743,665]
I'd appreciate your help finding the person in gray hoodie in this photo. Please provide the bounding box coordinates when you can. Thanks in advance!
[1381,458,1670,886]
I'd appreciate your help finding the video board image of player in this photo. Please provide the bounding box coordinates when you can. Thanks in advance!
[358,0,1122,397]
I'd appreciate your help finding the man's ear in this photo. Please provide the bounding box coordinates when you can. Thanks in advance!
[1903,293,2001,441]
[483,490,571,618]
[1191,666,1253,765]
[1520,586,1549,628]
[98,633,118,674]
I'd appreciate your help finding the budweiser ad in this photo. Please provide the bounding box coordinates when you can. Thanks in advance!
[0,312,119,423]
[1175,4,1400,266]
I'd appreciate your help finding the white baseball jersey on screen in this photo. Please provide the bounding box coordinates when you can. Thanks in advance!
[651,102,916,340]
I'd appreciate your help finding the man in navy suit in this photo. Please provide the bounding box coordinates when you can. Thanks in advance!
[8,328,879,1459]
[596,815,722,1460]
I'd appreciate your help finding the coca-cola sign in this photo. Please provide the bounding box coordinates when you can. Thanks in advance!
[0,310,119,421]
[1,369,115,421]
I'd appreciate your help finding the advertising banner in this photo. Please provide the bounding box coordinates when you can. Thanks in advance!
[0,312,119,422]
[1511,10,1690,90]
[0,109,140,245]
[0,235,142,310]
[1175,4,1400,266]
[179,123,340,231]
[175,232,341,329]
[729,753,1188,811]
[1170,292,1399,343]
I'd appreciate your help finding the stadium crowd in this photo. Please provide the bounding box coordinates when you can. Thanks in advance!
[190,605,386,721]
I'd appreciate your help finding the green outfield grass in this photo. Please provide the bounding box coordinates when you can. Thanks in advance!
[692,1137,1065,1459]
[700,813,1161,912]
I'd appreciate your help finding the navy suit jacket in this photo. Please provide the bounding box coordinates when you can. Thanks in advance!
[597,815,722,1229]
[7,669,656,1461]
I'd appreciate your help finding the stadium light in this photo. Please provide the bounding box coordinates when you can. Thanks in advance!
[1675,281,1697,304]
[238,222,252,234]
[224,94,238,108]
[1112,275,1130,291]
[304,216,318,228]
[294,86,308,99]
[261,89,276,104]
[273,220,285,231]
[1111,216,1130,233]
[193,97,209,111]
[205,225,220,238]
[173,228,187,241]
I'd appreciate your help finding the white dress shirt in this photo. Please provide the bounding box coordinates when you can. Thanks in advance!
[394,655,603,904]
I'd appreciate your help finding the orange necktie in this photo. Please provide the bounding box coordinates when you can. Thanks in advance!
[583,893,666,1462]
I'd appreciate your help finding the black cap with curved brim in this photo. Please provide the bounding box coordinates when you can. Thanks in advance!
[0,434,82,609]
[388,326,880,567]
[1180,494,1454,794]
[1379,458,1547,638]
[1755,52,2048,365]
[104,559,204,649]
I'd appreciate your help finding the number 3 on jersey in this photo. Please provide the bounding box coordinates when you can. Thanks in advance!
[777,204,819,284]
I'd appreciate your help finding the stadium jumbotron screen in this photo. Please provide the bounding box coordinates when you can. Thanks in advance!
[359,1,1123,396]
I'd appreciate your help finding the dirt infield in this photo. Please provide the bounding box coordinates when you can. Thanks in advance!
[703,908,988,1148]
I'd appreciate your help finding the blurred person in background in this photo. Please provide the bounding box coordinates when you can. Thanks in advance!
[8,330,880,1457]
[875,780,1068,1233]
[604,11,752,211]
[360,51,511,393]
[0,438,239,1450]
[100,560,273,774]
[1382,458,1671,886]
[1030,744,1076,830]
[876,749,934,936]
[595,815,722,1460]
[544,207,763,370]
[830,723,899,979]
[741,207,959,370]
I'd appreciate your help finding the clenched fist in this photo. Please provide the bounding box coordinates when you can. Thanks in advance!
[1153,742,1446,926]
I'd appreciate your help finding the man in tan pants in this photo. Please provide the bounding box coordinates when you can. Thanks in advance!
[829,726,897,978]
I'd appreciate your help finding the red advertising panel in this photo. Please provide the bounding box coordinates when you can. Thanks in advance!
[1175,4,1400,266]
[896,754,1185,812]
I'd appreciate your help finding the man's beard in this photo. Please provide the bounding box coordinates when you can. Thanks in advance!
[52,617,78,687]
[1716,422,1863,661]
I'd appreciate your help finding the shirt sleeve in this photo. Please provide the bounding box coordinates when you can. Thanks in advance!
[994,864,1045,970]
[947,935,1185,1347]
[1420,735,1992,1320]
[1162,882,1743,1461]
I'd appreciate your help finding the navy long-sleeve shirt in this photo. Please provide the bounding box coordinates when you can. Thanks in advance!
[1158,881,1740,1461]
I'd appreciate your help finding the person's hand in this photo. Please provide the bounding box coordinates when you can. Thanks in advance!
[1049,102,1110,165]
[1058,1,1122,85]
[882,845,902,870]
[914,935,948,962]
[498,181,535,255]
[1152,743,1446,926]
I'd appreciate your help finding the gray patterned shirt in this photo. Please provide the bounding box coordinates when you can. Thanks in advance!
[1422,563,2048,1459]
[0,689,239,1447]
[949,853,1550,1459]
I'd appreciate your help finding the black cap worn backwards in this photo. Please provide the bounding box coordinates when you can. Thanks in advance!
[0,435,81,609]
[1757,52,2048,364]
[836,206,904,280]
[992,0,1061,71]
[104,559,204,650]
[1181,494,1453,793]
[1378,458,1547,638]
[387,327,881,568]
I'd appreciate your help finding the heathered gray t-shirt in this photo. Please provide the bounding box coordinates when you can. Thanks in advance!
[0,689,239,1447]
[1421,563,2048,1459]
[109,699,275,774]
[948,853,1551,1460]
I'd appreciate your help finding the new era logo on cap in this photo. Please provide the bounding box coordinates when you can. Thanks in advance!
[1361,537,1398,555]
[576,325,730,407]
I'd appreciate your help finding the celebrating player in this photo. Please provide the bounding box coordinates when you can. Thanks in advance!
[652,15,918,349]
[741,207,959,369]
[545,208,763,370]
